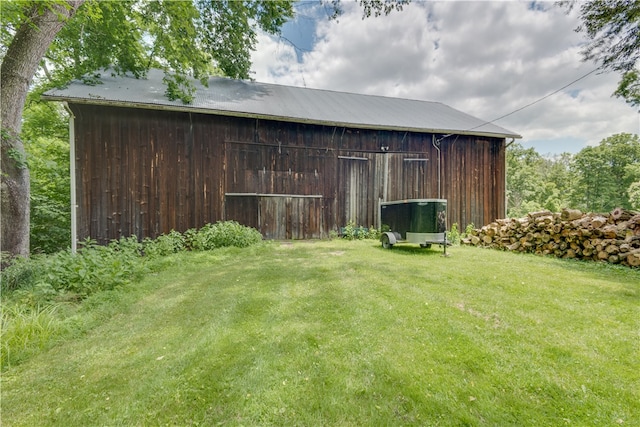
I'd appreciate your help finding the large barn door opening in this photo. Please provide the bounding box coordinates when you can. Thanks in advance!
[224,142,323,239]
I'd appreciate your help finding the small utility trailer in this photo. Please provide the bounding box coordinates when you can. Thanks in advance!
[380,199,448,250]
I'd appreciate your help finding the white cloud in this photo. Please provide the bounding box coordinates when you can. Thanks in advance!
[251,1,639,154]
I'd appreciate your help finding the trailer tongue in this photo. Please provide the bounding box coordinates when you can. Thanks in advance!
[380,199,448,252]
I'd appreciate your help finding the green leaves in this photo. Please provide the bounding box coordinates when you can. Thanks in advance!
[507,134,640,216]
[47,1,148,87]
[358,0,409,18]
[1,221,263,300]
[614,69,640,107]
[22,102,70,254]
[181,221,263,250]
[567,0,640,106]
[39,0,296,102]
[570,133,640,211]
[196,0,293,80]
[506,143,570,217]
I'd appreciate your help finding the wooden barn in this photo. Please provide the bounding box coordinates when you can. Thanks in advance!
[44,70,520,244]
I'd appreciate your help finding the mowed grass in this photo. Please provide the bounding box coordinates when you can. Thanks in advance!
[2,241,638,426]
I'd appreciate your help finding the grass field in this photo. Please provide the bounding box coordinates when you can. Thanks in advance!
[1,241,638,426]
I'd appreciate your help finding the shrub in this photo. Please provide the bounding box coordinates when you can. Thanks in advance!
[0,221,263,370]
[184,221,262,250]
[366,225,381,240]
[447,223,461,245]
[341,222,381,240]
[446,223,475,246]
[1,222,262,298]
[46,238,145,297]
[1,237,146,300]
[142,230,186,257]
[464,223,475,237]
[0,254,47,293]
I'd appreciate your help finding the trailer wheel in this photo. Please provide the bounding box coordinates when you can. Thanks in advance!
[381,233,393,249]
[420,243,432,249]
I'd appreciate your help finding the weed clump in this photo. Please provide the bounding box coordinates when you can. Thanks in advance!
[183,221,262,250]
[340,221,381,240]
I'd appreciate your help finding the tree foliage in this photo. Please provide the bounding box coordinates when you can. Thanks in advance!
[506,143,571,217]
[507,134,640,216]
[16,0,410,103]
[38,0,297,103]
[570,133,640,211]
[564,0,640,107]
[22,101,70,253]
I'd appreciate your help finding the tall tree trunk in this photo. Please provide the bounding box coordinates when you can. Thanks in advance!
[1,1,83,258]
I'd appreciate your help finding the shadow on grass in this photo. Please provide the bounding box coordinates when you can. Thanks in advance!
[548,256,640,300]
[374,242,450,257]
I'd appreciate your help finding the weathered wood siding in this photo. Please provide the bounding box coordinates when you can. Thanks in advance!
[70,104,505,243]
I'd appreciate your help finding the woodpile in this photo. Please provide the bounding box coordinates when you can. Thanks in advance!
[462,208,640,268]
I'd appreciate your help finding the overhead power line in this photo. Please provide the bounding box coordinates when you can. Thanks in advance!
[486,67,600,124]
[437,67,601,142]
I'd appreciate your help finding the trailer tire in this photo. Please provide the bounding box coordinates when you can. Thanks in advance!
[420,243,432,249]
[381,232,396,249]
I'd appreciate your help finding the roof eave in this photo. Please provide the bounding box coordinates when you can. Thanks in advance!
[44,95,522,140]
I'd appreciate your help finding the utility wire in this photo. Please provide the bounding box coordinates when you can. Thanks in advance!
[438,67,601,142]
[467,67,601,133]
[484,67,600,125]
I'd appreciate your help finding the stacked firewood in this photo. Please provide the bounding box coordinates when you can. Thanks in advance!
[462,208,640,267]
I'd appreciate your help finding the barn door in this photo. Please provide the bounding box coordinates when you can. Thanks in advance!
[259,195,323,239]
[224,141,324,239]
[225,194,323,240]
[337,154,385,228]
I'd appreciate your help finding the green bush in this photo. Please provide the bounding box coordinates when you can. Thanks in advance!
[22,103,71,254]
[184,221,262,250]
[340,222,381,240]
[447,223,475,246]
[465,223,475,236]
[1,222,263,299]
[0,254,47,293]
[2,237,146,303]
[447,223,461,245]
[142,230,186,257]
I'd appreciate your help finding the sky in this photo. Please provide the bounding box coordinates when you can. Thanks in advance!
[250,0,639,156]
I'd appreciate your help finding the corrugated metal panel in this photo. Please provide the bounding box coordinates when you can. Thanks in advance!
[45,69,521,139]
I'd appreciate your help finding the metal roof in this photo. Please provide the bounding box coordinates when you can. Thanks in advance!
[43,69,521,139]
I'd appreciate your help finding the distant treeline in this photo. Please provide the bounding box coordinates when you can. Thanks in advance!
[506,133,640,218]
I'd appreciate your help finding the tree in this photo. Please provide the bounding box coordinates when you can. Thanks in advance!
[541,152,573,211]
[22,101,71,253]
[507,144,574,217]
[564,0,640,107]
[506,143,547,217]
[570,133,640,212]
[1,0,408,258]
[624,163,640,209]
[1,1,84,259]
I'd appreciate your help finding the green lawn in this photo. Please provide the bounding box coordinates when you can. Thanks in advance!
[2,241,639,426]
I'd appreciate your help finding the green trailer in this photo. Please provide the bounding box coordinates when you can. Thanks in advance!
[380,199,448,250]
